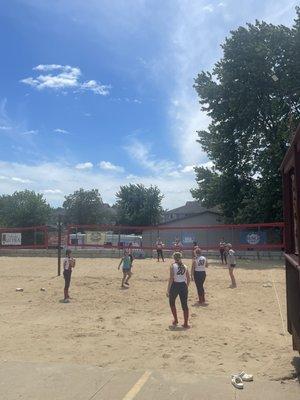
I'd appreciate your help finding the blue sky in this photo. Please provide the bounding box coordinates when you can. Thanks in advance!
[0,0,298,209]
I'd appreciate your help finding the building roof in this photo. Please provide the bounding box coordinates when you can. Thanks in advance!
[165,201,220,215]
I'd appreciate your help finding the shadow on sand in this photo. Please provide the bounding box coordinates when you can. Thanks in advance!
[168,325,190,331]
[291,356,300,383]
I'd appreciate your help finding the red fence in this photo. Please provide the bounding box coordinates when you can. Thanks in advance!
[0,222,284,252]
[0,226,48,249]
[67,222,284,251]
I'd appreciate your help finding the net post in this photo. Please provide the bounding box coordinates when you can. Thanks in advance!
[57,214,62,276]
[34,227,37,248]
[45,226,49,249]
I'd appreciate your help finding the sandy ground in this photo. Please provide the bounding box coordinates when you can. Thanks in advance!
[0,256,298,381]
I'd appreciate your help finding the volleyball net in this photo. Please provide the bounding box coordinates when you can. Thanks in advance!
[66,222,284,254]
[0,222,284,253]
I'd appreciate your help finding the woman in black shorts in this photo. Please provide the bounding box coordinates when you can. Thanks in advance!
[166,252,190,328]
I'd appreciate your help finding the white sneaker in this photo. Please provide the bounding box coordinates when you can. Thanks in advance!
[231,375,244,389]
[239,371,253,382]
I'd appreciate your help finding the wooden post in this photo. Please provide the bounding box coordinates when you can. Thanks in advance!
[57,214,62,276]
[294,143,300,263]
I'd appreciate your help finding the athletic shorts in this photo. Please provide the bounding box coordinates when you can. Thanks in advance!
[229,264,236,268]
[123,268,131,273]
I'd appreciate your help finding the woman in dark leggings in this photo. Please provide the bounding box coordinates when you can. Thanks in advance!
[166,252,190,328]
[63,249,76,303]
[191,248,208,305]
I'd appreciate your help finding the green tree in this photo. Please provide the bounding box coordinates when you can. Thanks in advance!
[0,190,51,227]
[63,188,104,225]
[192,8,300,223]
[116,184,163,226]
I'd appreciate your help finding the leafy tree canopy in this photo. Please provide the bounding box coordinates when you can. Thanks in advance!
[116,184,163,226]
[192,8,300,223]
[63,188,104,225]
[0,190,51,227]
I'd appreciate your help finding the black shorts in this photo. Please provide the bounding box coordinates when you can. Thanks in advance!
[123,268,131,274]
[229,264,236,268]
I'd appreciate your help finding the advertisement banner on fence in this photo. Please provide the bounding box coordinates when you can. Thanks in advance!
[240,231,266,245]
[85,231,105,245]
[1,232,22,245]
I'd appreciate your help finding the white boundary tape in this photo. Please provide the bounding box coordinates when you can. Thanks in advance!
[122,370,152,400]
[270,271,288,343]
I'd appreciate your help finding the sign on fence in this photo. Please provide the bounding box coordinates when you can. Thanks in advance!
[1,232,22,245]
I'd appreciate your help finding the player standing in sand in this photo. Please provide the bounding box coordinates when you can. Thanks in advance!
[191,248,208,305]
[226,243,237,288]
[118,250,133,288]
[156,238,165,262]
[128,242,134,264]
[219,237,227,264]
[166,252,190,328]
[63,249,76,303]
[173,238,183,254]
[192,241,199,258]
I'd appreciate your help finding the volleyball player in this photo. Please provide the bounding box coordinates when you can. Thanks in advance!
[156,238,165,262]
[219,238,227,264]
[191,248,208,304]
[63,249,76,303]
[118,250,133,288]
[226,243,237,288]
[128,242,134,264]
[166,252,190,328]
[192,241,199,258]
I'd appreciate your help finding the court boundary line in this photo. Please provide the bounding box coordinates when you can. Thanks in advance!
[269,271,288,343]
[122,370,152,400]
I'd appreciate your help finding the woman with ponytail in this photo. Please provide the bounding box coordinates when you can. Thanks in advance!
[166,252,190,328]
[191,248,208,305]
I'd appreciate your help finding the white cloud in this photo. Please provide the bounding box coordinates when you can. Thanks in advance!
[203,5,214,13]
[165,2,221,165]
[99,161,124,173]
[54,128,69,134]
[181,165,195,173]
[0,159,198,209]
[11,177,32,183]
[43,189,62,194]
[21,130,38,135]
[21,64,110,96]
[124,137,176,174]
[34,64,69,72]
[75,162,93,170]
[80,80,110,95]
[0,125,12,130]
[0,175,33,184]
[201,160,214,170]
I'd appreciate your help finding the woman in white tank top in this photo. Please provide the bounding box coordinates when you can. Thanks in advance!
[166,252,190,328]
[191,248,208,305]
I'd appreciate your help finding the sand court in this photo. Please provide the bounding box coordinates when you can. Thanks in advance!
[0,256,298,382]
